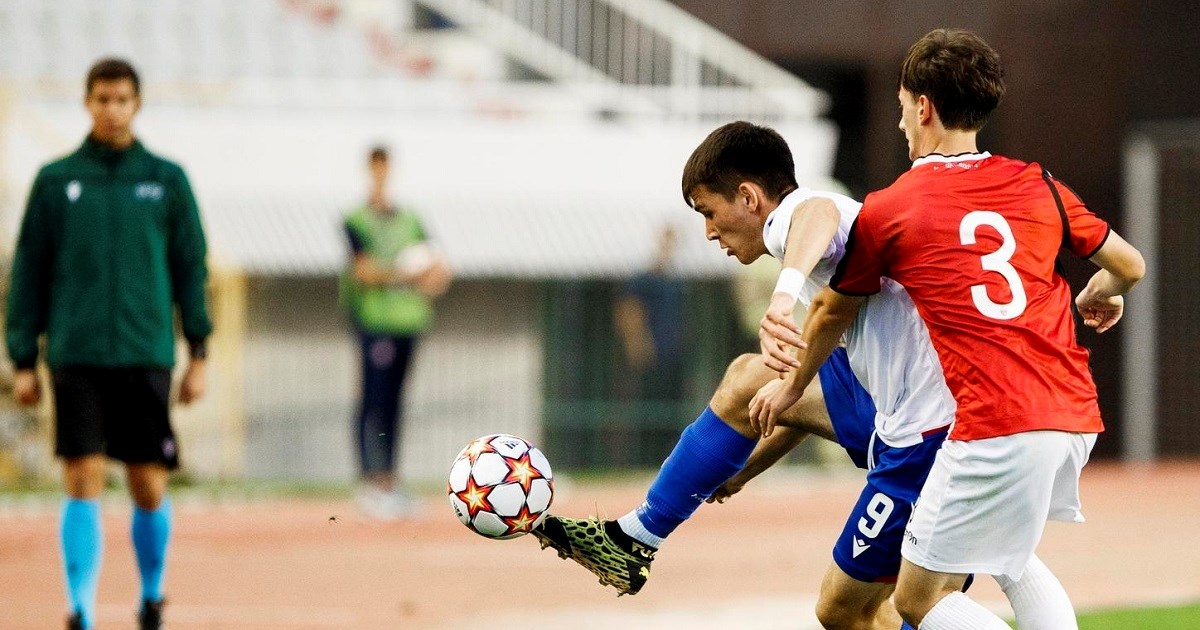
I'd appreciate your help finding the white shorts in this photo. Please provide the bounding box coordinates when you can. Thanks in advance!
[900,430,1097,579]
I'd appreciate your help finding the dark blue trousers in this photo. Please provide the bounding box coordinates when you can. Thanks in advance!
[355,331,417,476]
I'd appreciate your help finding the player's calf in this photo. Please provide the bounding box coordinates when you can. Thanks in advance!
[815,562,902,630]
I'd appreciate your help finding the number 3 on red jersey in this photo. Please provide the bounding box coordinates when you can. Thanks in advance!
[959,211,1027,320]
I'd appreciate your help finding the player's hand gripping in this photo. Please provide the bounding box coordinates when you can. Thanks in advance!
[12,368,41,406]
[759,293,805,373]
[1075,290,1124,334]
[707,474,749,504]
[415,260,453,298]
[748,376,804,438]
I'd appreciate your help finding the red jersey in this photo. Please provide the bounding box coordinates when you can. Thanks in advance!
[831,153,1109,440]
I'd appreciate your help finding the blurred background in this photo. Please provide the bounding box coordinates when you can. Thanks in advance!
[0,0,1195,489]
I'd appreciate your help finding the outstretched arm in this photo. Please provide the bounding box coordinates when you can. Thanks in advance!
[751,287,864,437]
[1075,231,1145,333]
[760,197,841,372]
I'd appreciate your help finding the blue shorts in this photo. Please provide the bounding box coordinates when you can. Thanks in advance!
[817,348,948,583]
[817,348,877,470]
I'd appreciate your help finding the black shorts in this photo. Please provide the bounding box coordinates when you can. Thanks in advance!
[52,367,179,469]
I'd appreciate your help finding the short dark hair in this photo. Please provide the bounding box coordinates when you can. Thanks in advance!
[86,58,140,96]
[899,29,1005,131]
[681,121,798,206]
[368,145,389,162]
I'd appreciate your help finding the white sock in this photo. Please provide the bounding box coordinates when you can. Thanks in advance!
[995,554,1078,629]
[918,592,1010,630]
[616,510,664,549]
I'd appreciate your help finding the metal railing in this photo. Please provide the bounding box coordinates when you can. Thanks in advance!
[0,0,825,121]
[413,0,827,121]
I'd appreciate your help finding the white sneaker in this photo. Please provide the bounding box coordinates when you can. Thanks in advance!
[387,490,422,518]
[355,486,395,520]
[356,486,421,520]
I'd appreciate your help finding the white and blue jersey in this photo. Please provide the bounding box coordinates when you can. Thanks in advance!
[764,188,956,448]
[766,188,957,581]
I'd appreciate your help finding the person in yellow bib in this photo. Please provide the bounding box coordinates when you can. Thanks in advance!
[340,145,451,519]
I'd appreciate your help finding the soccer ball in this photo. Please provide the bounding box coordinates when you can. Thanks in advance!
[447,434,554,540]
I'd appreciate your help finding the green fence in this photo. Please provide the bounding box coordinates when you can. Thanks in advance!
[541,278,753,470]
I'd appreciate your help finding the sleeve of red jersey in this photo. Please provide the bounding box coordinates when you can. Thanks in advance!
[1050,177,1111,258]
[829,213,885,296]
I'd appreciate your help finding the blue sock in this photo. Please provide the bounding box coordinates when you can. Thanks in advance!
[132,497,172,602]
[625,407,756,543]
[61,498,103,628]
[901,623,917,630]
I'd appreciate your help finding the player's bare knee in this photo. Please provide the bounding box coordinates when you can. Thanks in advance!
[709,353,764,431]
[63,455,106,499]
[131,489,166,511]
[130,486,166,510]
[126,464,169,510]
[719,353,763,392]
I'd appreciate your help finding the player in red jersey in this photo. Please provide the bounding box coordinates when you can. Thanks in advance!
[749,29,1145,629]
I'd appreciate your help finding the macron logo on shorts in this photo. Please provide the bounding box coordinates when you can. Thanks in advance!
[852,537,871,557]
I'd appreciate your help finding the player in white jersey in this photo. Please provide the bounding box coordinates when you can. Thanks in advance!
[533,121,979,628]
[760,186,955,448]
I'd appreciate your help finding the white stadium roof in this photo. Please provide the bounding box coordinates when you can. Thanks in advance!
[3,104,838,278]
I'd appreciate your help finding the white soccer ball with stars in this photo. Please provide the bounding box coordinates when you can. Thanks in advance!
[447,434,554,540]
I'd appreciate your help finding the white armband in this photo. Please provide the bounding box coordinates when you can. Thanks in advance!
[773,267,807,303]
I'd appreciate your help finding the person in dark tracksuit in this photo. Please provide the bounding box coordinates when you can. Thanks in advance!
[5,59,211,630]
[340,146,451,520]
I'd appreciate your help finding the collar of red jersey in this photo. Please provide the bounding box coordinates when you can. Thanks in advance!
[911,151,992,169]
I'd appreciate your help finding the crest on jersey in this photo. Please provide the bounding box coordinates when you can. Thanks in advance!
[66,180,82,202]
[135,182,164,200]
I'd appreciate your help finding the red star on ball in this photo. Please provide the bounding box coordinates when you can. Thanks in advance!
[502,504,540,536]
[462,437,496,465]
[503,452,545,494]
[453,477,494,519]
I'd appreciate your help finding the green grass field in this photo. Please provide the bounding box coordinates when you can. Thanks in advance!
[1074,602,1200,629]
[1004,602,1200,629]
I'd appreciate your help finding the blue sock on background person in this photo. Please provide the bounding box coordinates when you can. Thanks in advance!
[62,498,103,628]
[617,407,756,548]
[132,497,172,603]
